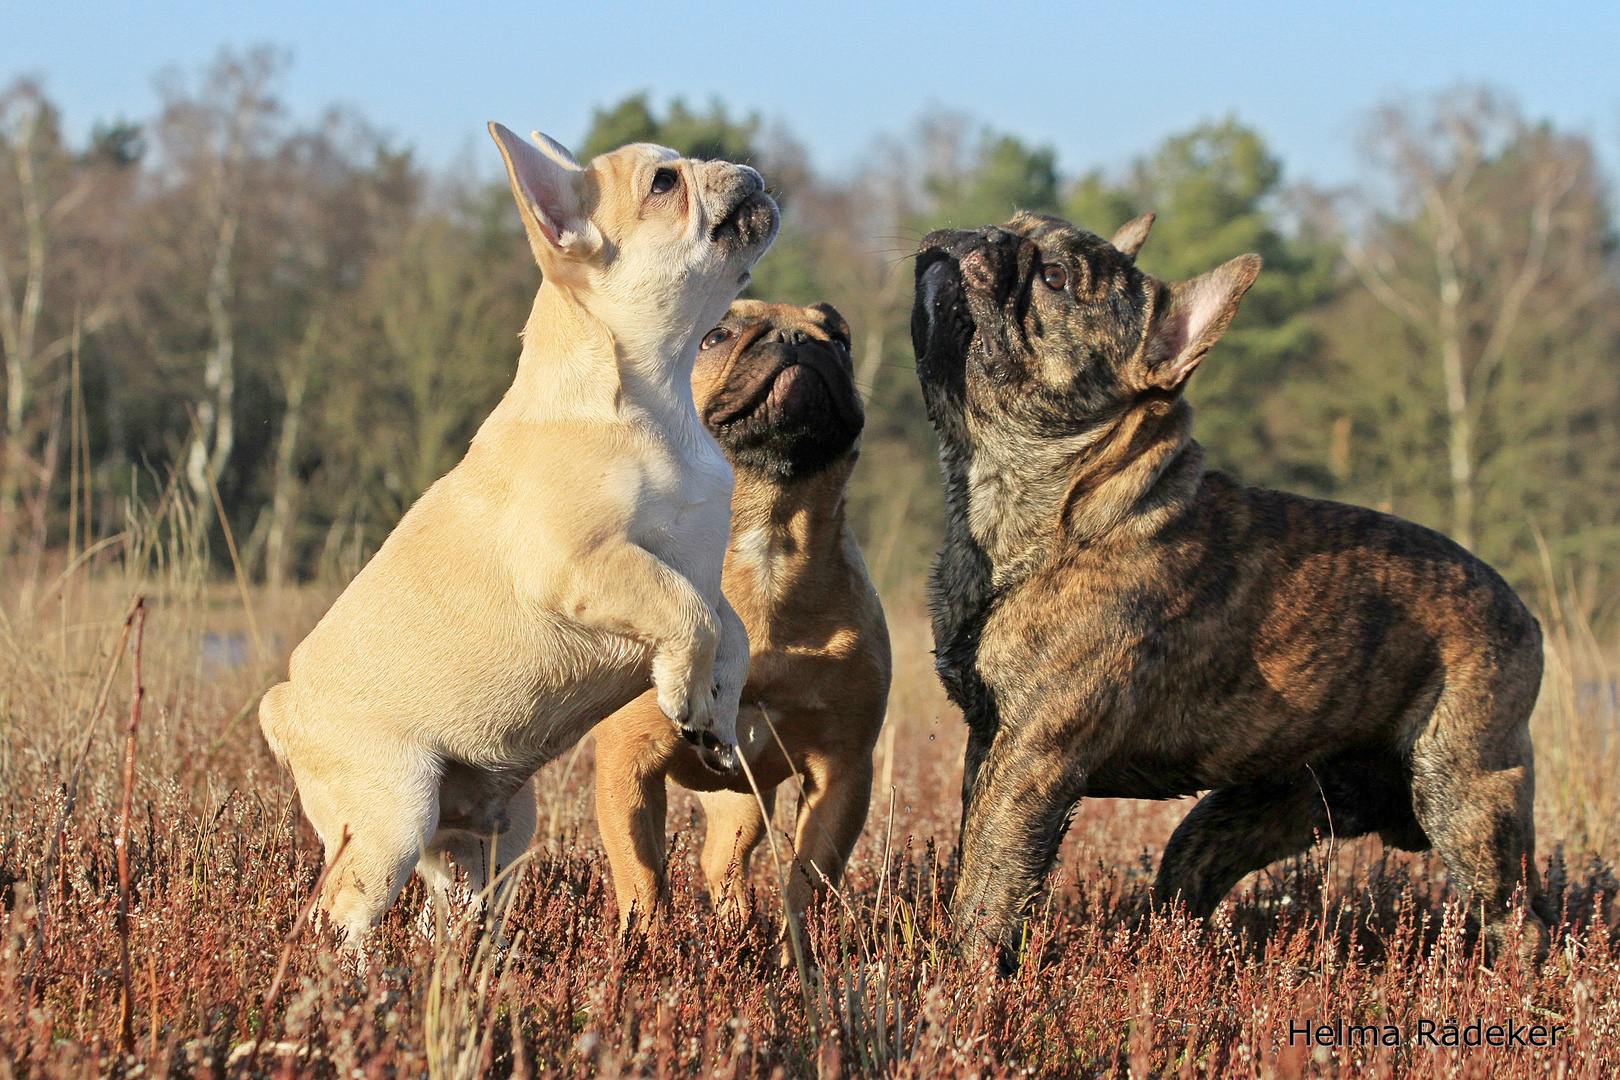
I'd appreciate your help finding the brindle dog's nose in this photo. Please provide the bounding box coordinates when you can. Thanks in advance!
[956,228,1024,304]
[959,249,996,293]
[768,327,809,346]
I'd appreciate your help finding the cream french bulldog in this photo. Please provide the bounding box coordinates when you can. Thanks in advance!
[259,123,779,946]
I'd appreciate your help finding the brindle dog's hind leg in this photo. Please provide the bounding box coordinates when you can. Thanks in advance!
[1153,773,1338,919]
[1409,679,1550,962]
[1154,752,1424,919]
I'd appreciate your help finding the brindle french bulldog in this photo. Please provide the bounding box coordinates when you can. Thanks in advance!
[911,211,1550,967]
[593,299,891,931]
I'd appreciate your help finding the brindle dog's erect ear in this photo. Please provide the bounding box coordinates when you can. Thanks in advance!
[1110,213,1155,260]
[488,122,595,263]
[1145,254,1262,390]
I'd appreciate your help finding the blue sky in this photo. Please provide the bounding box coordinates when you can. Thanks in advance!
[5,1,1618,189]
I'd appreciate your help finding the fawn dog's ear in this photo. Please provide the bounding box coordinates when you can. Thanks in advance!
[1110,213,1155,260]
[1145,254,1262,389]
[488,122,596,263]
[808,302,852,345]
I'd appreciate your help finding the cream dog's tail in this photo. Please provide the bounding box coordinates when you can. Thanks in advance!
[258,681,297,765]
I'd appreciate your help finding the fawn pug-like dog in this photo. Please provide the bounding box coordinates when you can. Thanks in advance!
[912,212,1550,967]
[258,125,779,946]
[593,300,891,929]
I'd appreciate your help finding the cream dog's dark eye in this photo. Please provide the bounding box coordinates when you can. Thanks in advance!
[700,327,733,349]
[651,168,678,195]
[1042,264,1068,291]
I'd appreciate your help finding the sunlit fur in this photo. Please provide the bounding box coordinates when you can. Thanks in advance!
[913,213,1549,970]
[592,300,891,941]
[259,129,779,948]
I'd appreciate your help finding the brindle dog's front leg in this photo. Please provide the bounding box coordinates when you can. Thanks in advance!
[952,725,1088,966]
[959,721,995,829]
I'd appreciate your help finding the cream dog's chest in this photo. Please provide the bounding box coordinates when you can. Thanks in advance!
[632,437,734,576]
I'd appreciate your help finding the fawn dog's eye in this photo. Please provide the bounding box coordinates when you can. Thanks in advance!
[650,168,678,195]
[1042,264,1068,291]
[700,327,733,350]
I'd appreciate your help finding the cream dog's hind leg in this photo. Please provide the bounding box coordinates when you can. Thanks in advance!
[417,773,538,930]
[292,745,442,948]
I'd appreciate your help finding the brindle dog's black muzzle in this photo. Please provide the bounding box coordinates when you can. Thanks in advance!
[913,227,1038,389]
[913,245,972,392]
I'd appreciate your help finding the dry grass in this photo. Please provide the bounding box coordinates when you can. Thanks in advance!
[0,515,1616,1077]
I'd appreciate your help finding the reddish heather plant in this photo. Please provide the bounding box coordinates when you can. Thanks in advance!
[0,544,1615,1076]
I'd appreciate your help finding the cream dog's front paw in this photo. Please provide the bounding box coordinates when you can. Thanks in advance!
[652,638,715,733]
[653,652,741,774]
[691,599,748,775]
[684,684,739,775]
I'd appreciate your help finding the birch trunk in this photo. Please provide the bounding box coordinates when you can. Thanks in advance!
[184,200,240,527]
[0,99,46,553]
[182,77,260,532]
[266,312,320,589]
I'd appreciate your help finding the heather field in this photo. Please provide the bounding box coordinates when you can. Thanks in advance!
[0,537,1615,1079]
[5,8,1620,1077]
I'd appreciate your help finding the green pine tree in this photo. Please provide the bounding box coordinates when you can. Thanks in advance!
[1065,117,1336,489]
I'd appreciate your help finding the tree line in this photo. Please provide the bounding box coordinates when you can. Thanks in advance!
[3,49,1617,617]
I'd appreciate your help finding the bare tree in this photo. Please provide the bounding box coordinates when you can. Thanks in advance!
[265,311,319,590]
[1344,89,1605,553]
[0,80,114,554]
[151,48,282,530]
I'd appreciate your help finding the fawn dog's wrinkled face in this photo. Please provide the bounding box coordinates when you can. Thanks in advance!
[911,211,1259,453]
[693,300,865,480]
[489,124,780,351]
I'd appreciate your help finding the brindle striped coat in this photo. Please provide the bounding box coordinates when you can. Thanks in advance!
[911,212,1550,967]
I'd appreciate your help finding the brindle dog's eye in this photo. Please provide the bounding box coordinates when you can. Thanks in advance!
[1042,264,1068,291]
[700,327,733,350]
[651,168,678,195]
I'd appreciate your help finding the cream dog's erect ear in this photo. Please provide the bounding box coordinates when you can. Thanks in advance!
[488,122,595,262]
[530,130,581,171]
